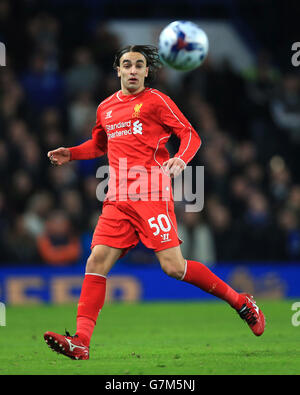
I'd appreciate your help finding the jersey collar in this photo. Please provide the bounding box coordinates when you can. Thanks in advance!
[116,87,150,102]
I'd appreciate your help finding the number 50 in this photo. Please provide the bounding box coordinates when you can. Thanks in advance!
[148,214,171,235]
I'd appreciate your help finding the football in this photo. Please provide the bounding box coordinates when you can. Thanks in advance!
[158,20,209,71]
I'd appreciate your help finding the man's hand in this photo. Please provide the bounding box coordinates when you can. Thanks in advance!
[47,147,71,166]
[163,157,186,178]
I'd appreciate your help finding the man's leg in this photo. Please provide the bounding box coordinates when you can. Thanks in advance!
[44,244,123,359]
[156,246,265,336]
[156,246,244,309]
[75,244,124,346]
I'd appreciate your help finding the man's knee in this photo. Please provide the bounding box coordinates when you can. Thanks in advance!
[86,245,121,275]
[86,251,106,274]
[159,255,186,279]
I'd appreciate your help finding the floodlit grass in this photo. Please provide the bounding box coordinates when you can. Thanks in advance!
[0,300,299,375]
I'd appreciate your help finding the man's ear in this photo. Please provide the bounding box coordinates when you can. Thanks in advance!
[117,66,121,77]
[145,66,149,78]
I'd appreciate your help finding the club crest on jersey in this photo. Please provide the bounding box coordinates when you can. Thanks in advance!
[132,103,143,118]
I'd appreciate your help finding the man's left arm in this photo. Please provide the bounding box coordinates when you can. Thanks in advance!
[154,92,201,177]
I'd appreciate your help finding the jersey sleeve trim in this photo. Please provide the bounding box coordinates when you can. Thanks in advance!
[150,89,200,164]
[150,89,187,128]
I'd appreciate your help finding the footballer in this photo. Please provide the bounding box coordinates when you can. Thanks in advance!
[44,45,265,360]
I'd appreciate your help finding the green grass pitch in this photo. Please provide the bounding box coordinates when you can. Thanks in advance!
[0,300,299,375]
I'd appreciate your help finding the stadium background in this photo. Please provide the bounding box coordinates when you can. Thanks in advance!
[1,0,300,305]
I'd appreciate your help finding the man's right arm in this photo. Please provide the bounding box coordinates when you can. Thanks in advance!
[69,109,108,160]
[48,106,108,165]
[68,129,108,161]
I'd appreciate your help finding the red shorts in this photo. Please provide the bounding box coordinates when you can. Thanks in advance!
[91,199,182,258]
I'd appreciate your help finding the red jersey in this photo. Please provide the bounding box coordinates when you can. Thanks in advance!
[69,87,201,201]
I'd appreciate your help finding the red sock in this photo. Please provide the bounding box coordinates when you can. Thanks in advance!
[76,273,106,346]
[182,260,245,310]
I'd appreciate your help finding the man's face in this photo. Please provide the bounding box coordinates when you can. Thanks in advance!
[117,51,149,94]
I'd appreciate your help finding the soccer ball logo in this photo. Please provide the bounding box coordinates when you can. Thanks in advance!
[158,21,209,71]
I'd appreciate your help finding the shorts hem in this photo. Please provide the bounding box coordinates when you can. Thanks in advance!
[91,240,137,259]
[91,239,138,252]
[153,239,182,253]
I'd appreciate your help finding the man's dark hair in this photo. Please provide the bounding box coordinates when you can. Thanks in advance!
[113,45,162,85]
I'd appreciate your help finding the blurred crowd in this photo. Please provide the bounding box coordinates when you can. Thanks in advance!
[1,1,300,265]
